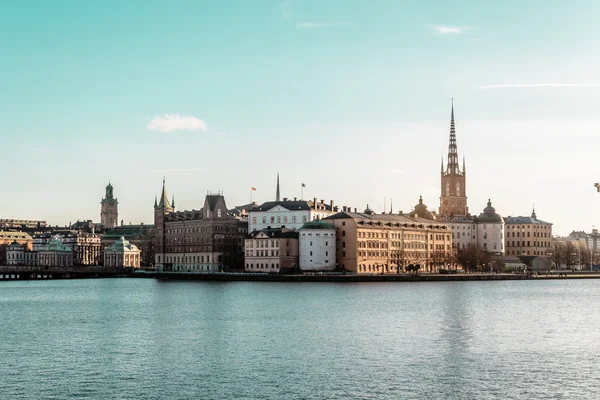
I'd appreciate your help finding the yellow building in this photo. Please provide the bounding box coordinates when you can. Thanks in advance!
[324,207,452,274]
[504,208,552,257]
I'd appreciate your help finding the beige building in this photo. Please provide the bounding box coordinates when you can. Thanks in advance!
[244,228,299,273]
[101,182,118,228]
[323,208,453,274]
[504,209,552,256]
[0,231,33,265]
[104,236,141,268]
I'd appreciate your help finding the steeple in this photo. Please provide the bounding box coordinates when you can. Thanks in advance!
[441,157,444,173]
[276,172,281,202]
[172,195,175,208]
[445,99,461,175]
[463,155,466,173]
[154,195,157,208]
[531,204,537,219]
[157,178,173,210]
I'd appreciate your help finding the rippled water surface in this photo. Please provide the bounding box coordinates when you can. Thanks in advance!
[1,278,599,399]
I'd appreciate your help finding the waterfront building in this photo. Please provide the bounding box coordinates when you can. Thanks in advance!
[244,228,299,273]
[5,242,38,266]
[104,236,141,268]
[475,200,505,255]
[33,231,101,266]
[101,224,155,266]
[504,208,552,256]
[323,209,453,274]
[0,219,47,229]
[38,236,74,267]
[0,231,33,265]
[101,182,119,228]
[154,179,247,272]
[299,220,337,271]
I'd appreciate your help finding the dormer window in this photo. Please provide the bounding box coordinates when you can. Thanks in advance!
[217,209,222,218]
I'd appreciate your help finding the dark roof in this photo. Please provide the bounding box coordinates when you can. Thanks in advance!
[206,195,222,211]
[300,220,335,230]
[476,200,503,224]
[248,228,299,239]
[251,201,312,212]
[504,216,551,225]
[324,212,449,229]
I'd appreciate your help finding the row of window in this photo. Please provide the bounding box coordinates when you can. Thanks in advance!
[252,215,308,224]
[157,254,221,264]
[507,241,550,248]
[507,231,549,238]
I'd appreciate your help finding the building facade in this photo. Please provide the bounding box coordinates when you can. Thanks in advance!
[0,219,47,229]
[34,231,101,266]
[104,236,141,268]
[6,242,38,266]
[154,180,247,272]
[38,236,74,267]
[298,220,337,271]
[323,211,453,274]
[249,198,338,232]
[244,228,299,273]
[101,182,119,228]
[504,209,553,256]
[0,231,33,265]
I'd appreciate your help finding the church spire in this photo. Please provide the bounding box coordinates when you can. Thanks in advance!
[157,177,173,209]
[445,99,461,175]
[276,172,281,202]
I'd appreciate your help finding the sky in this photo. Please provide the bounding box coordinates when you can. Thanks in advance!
[1,0,599,236]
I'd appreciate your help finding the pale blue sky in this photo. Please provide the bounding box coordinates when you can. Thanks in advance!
[1,0,599,235]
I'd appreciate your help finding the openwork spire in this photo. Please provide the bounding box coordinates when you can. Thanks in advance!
[446,99,461,175]
[276,172,281,202]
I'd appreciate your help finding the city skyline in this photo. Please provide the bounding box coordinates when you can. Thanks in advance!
[1,0,599,235]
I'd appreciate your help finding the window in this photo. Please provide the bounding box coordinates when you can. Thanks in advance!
[302,216,307,223]
[342,231,346,237]
[310,251,313,256]
[271,216,275,223]
[262,216,267,223]
[217,209,222,218]
[284,216,288,223]
[292,216,296,223]
[277,216,281,223]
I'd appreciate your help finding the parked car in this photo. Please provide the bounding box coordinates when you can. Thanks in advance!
[456,268,465,273]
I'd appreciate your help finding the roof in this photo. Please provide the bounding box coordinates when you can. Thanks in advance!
[39,237,72,253]
[250,199,334,213]
[248,228,299,239]
[206,195,222,212]
[476,200,503,224]
[324,212,449,230]
[504,216,551,225]
[0,231,33,241]
[300,220,335,230]
[105,236,140,253]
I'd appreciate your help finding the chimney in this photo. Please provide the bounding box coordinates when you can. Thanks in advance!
[283,197,288,201]
[313,197,317,207]
[330,200,334,210]
[354,208,357,213]
[343,206,347,212]
[294,197,297,201]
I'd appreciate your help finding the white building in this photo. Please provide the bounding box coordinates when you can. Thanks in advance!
[475,200,505,255]
[38,236,74,267]
[299,220,337,271]
[6,242,38,266]
[441,199,504,255]
[104,236,141,268]
[249,198,338,233]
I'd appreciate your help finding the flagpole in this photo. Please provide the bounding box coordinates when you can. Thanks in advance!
[250,187,253,204]
[301,184,303,201]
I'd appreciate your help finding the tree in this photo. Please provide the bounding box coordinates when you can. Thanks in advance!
[430,251,448,273]
[562,241,577,270]
[457,244,489,272]
[549,241,563,269]
[580,247,591,270]
[392,248,407,274]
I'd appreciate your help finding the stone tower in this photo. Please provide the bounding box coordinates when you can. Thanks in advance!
[101,182,119,228]
[439,101,468,217]
[154,178,175,267]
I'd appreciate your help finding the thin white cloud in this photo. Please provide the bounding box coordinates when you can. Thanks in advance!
[147,114,207,133]
[137,168,212,173]
[432,25,474,35]
[296,22,352,29]
[477,83,600,89]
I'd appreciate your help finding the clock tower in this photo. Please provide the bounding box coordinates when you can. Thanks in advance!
[439,101,468,217]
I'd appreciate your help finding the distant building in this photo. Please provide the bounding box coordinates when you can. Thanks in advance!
[154,179,247,272]
[34,231,101,266]
[104,236,141,268]
[38,236,73,267]
[6,242,37,266]
[323,210,453,274]
[299,220,336,271]
[475,200,505,255]
[244,228,299,273]
[101,224,155,266]
[0,231,33,265]
[504,208,552,256]
[0,219,47,229]
[101,182,118,228]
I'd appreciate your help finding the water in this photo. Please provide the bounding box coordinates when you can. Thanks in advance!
[1,279,599,399]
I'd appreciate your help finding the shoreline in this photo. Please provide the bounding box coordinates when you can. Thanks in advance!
[2,267,600,282]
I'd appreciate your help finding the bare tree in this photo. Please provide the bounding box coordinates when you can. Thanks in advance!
[392,248,407,274]
[580,247,591,270]
[549,241,563,269]
[562,241,577,270]
[457,244,489,272]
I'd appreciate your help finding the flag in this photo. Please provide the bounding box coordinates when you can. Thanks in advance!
[251,187,256,191]
[301,183,306,187]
